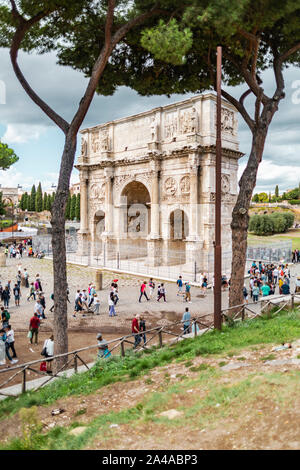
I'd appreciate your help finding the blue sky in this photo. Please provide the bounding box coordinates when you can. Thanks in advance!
[0,48,299,194]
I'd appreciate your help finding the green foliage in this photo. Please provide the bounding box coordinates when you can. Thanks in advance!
[0,308,300,422]
[141,19,193,66]
[75,193,80,221]
[0,192,6,216]
[0,142,18,170]
[70,194,76,220]
[249,212,294,235]
[275,185,279,198]
[252,193,259,203]
[46,194,52,211]
[43,192,48,211]
[18,406,42,450]
[35,182,43,212]
[285,188,300,200]
[29,185,36,212]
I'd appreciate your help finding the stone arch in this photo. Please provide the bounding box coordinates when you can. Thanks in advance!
[119,180,151,259]
[116,175,152,206]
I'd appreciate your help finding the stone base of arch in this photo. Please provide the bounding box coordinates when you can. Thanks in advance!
[146,238,163,266]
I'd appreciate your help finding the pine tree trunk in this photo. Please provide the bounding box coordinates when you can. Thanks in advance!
[229,127,268,308]
[51,134,77,368]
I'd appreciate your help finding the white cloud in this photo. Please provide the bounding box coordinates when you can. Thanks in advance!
[0,168,79,192]
[2,124,47,144]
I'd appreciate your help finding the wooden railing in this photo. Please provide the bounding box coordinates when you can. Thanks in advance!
[0,293,299,397]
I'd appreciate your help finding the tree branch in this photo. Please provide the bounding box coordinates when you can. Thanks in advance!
[70,4,167,135]
[221,89,254,132]
[9,8,70,134]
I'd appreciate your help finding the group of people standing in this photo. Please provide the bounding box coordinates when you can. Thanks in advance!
[244,261,292,303]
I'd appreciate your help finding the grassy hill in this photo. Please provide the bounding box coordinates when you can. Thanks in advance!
[1,308,300,450]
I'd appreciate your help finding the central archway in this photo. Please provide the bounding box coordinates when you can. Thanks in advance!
[120,180,151,259]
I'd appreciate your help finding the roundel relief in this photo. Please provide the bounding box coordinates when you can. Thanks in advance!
[180,176,190,194]
[90,182,105,200]
[221,174,230,194]
[164,177,177,196]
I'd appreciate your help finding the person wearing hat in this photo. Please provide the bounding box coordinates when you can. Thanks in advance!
[97,333,111,359]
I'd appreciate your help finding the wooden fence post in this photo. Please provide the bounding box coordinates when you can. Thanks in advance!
[74,354,78,374]
[291,294,295,310]
[242,305,245,321]
[194,321,198,337]
[158,331,163,348]
[120,340,125,357]
[22,368,26,394]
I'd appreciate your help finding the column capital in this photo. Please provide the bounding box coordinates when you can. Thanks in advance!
[80,170,89,183]
[104,167,114,179]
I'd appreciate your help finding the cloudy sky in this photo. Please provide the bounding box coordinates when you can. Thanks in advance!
[0,47,299,194]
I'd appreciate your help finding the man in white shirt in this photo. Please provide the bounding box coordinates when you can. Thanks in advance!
[42,335,54,374]
[5,325,17,359]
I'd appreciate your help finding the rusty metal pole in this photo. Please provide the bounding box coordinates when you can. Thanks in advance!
[214,46,222,330]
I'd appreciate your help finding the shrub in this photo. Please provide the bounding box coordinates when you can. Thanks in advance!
[249,212,294,235]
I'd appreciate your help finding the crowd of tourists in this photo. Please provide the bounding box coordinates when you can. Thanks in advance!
[0,260,51,366]
[1,239,44,259]
[243,261,293,303]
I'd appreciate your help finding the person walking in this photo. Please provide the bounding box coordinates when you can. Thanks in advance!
[93,294,101,315]
[1,307,10,329]
[182,307,191,335]
[252,283,260,303]
[5,325,17,359]
[108,292,117,317]
[148,278,155,299]
[73,293,84,318]
[29,312,40,345]
[27,283,36,301]
[0,329,18,365]
[184,282,192,303]
[13,283,21,307]
[2,286,10,308]
[42,335,54,374]
[176,276,183,296]
[24,268,29,288]
[157,283,166,302]
[139,281,149,303]
[132,314,141,349]
[97,333,111,359]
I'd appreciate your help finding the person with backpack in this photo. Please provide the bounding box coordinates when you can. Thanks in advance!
[41,334,54,374]
[1,307,10,328]
[0,329,18,365]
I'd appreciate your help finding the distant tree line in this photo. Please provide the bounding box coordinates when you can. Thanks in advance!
[19,184,80,220]
[249,212,295,236]
[252,184,300,204]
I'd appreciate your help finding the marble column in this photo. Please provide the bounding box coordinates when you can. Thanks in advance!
[104,167,114,236]
[186,154,202,268]
[80,172,89,232]
[147,159,162,266]
[77,171,89,257]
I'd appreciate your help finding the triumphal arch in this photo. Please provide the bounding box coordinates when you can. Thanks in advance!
[75,93,242,274]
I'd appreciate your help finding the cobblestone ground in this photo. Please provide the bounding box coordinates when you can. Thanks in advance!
[0,257,217,336]
[1,257,299,336]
